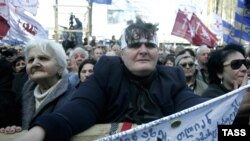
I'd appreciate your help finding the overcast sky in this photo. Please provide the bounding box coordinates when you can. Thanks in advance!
[35,0,208,41]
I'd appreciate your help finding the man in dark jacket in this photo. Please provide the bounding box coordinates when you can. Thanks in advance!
[15,17,211,141]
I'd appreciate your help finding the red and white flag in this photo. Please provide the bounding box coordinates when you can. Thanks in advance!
[171,10,218,47]
[0,0,48,42]
[0,16,10,40]
[171,10,193,43]
[190,13,218,47]
[7,4,48,42]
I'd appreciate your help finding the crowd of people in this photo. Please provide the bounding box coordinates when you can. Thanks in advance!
[0,17,250,141]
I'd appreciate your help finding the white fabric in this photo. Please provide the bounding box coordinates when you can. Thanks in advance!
[0,0,47,43]
[97,84,250,141]
[10,0,39,16]
[34,79,62,110]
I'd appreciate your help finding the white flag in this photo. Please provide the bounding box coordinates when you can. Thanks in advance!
[6,3,48,43]
[210,13,223,39]
[97,84,250,141]
[0,0,8,20]
[10,0,39,16]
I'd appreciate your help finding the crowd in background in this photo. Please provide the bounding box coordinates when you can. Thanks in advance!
[1,31,250,136]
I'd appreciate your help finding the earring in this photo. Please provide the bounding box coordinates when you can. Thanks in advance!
[57,71,62,77]
[220,77,223,85]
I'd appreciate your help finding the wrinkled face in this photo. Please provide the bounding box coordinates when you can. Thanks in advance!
[15,60,26,72]
[26,48,60,83]
[73,52,86,67]
[221,52,248,90]
[80,63,94,82]
[178,57,195,77]
[121,42,158,76]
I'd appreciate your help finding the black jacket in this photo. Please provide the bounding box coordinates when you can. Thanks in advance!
[34,56,207,141]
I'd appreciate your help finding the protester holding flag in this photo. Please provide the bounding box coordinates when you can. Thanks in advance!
[202,43,250,124]
[14,17,250,141]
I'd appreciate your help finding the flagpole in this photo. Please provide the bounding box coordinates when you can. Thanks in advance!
[88,1,93,38]
[54,0,59,42]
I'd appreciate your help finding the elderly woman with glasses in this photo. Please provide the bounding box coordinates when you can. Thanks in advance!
[202,43,250,125]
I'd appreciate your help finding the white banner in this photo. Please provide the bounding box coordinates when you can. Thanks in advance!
[97,84,250,141]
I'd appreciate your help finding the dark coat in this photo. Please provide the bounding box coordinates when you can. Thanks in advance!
[0,58,21,127]
[202,83,230,98]
[34,56,208,141]
[22,74,76,129]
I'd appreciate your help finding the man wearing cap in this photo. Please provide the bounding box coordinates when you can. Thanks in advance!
[175,54,208,96]
[14,18,218,141]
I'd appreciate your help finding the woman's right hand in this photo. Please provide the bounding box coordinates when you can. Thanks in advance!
[0,125,22,134]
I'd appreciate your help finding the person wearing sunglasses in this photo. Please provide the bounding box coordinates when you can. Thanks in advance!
[175,54,208,96]
[202,43,250,125]
[14,18,250,141]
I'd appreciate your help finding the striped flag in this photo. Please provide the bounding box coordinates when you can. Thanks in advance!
[96,84,250,141]
[222,20,239,45]
[234,0,250,44]
[223,0,250,45]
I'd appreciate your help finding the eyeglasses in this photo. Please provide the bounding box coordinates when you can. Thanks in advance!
[223,59,250,70]
[128,42,157,49]
[179,62,195,68]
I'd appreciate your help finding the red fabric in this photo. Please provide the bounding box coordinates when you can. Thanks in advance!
[171,10,192,43]
[189,13,218,47]
[121,122,132,131]
[171,10,218,48]
[0,16,10,40]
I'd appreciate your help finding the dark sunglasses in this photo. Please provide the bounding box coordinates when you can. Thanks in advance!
[128,42,157,49]
[224,59,250,70]
[179,62,195,68]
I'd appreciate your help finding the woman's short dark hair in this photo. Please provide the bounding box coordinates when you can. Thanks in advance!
[207,43,245,84]
[78,58,96,78]
[12,56,25,68]
[176,48,196,58]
